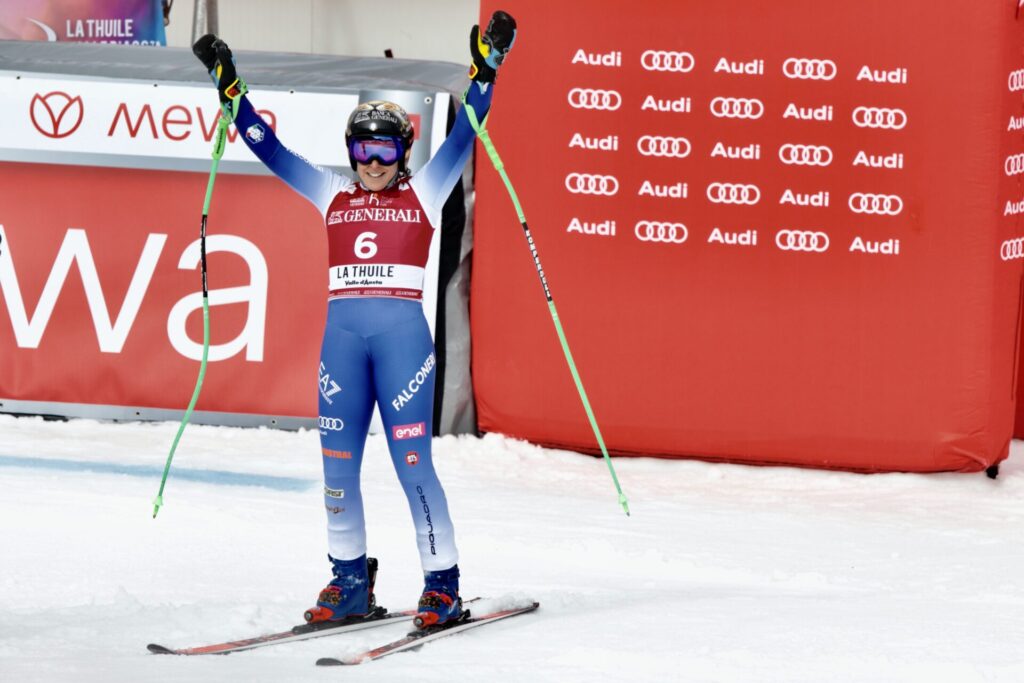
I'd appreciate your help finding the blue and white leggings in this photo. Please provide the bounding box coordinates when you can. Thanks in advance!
[317,297,457,571]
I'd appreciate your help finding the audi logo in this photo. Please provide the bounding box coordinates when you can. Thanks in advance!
[852,106,907,130]
[782,58,837,81]
[640,49,695,73]
[1006,154,1024,176]
[636,135,691,158]
[319,416,344,431]
[565,173,619,196]
[1001,237,1024,261]
[567,87,622,111]
[848,193,904,216]
[778,144,833,166]
[710,97,764,120]
[634,221,688,244]
[1010,69,1024,93]
[706,182,761,205]
[775,230,830,253]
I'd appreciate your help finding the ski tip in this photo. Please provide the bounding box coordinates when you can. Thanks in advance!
[147,643,177,655]
[315,657,347,667]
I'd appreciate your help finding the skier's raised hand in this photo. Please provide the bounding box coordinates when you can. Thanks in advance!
[469,10,517,83]
[192,34,247,104]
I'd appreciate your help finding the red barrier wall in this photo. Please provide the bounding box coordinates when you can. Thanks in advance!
[471,0,1024,472]
[0,162,324,416]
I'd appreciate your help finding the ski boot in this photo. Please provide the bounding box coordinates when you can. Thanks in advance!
[413,564,464,629]
[304,555,378,623]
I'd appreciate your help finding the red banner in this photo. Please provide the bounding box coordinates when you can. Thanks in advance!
[0,162,324,416]
[471,0,1024,472]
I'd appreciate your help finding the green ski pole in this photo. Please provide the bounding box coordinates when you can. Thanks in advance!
[463,97,630,517]
[152,100,236,518]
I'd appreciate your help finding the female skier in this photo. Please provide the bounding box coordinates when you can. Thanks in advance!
[192,11,516,629]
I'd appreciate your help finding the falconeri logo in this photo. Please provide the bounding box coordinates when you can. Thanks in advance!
[30,91,85,139]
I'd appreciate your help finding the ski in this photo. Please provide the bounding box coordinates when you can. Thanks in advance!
[147,606,416,656]
[315,601,539,666]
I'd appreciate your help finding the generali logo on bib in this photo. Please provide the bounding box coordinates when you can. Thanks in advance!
[30,91,85,139]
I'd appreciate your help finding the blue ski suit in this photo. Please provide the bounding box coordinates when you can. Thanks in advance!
[233,82,493,571]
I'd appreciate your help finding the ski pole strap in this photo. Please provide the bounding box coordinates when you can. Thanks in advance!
[462,96,630,516]
[152,113,228,519]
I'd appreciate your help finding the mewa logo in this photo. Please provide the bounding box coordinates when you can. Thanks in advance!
[28,89,277,142]
[0,225,267,360]
[30,92,84,138]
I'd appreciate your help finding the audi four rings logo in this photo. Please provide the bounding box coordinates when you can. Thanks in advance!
[706,182,761,205]
[1006,154,1024,176]
[848,193,903,216]
[710,97,764,119]
[852,106,907,130]
[640,50,695,73]
[319,416,344,431]
[637,135,691,158]
[782,58,838,80]
[776,230,830,252]
[778,144,833,166]
[1009,69,1024,92]
[567,88,622,111]
[634,221,688,243]
[1001,238,1024,261]
[565,173,619,195]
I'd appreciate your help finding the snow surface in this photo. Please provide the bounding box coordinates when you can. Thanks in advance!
[1,413,1022,682]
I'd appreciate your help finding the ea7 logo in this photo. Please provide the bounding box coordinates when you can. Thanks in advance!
[318,362,342,404]
[30,92,85,139]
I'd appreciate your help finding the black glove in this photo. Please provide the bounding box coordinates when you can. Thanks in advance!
[192,34,247,104]
[469,10,517,83]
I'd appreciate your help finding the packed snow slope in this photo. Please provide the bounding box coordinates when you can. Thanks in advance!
[0,414,1022,682]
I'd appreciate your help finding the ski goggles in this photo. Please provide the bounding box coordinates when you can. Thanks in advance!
[348,136,405,166]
